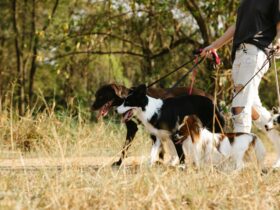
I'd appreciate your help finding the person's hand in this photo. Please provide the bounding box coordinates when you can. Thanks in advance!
[200,44,217,58]
[273,35,280,58]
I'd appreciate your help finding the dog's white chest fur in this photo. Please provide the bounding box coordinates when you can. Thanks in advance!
[135,96,163,135]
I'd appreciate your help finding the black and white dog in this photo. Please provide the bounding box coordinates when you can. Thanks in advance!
[92,83,219,166]
[117,84,225,165]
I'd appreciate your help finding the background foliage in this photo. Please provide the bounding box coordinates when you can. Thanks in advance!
[0,0,278,117]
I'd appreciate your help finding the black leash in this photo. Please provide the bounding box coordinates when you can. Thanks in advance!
[147,50,220,88]
[170,56,205,89]
[147,57,198,88]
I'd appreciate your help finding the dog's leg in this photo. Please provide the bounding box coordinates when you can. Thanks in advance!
[192,142,201,168]
[253,107,280,168]
[175,142,185,164]
[219,137,232,157]
[204,141,215,164]
[266,130,280,168]
[182,136,193,165]
[253,137,266,169]
[182,137,192,164]
[112,120,138,166]
[160,134,179,166]
[231,135,253,170]
[150,137,162,165]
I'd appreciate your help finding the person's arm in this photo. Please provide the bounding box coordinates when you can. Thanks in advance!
[275,22,280,49]
[201,24,236,56]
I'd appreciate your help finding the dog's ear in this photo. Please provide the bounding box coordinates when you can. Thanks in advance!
[136,84,147,95]
[193,115,202,126]
[189,115,201,135]
[111,84,123,98]
[183,116,189,124]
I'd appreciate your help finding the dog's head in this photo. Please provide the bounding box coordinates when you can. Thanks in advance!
[117,84,148,122]
[92,84,129,118]
[173,115,202,143]
[265,112,280,131]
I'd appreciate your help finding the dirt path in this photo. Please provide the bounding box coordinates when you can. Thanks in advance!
[0,156,148,170]
[0,153,276,170]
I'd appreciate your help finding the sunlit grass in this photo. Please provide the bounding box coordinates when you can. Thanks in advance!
[0,109,279,209]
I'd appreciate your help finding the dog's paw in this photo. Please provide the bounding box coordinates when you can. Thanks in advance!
[272,159,280,169]
[168,156,179,166]
[178,164,186,171]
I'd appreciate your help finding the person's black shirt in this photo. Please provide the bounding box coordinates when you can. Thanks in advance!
[232,0,280,61]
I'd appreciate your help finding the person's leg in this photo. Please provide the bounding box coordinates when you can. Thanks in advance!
[231,44,262,133]
[249,50,280,167]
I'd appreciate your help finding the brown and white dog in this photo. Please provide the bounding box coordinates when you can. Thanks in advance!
[92,83,222,166]
[174,115,266,170]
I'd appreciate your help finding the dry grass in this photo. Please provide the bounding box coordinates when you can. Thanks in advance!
[0,110,280,210]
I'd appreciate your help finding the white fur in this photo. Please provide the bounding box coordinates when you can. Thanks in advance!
[119,96,179,166]
[261,113,280,168]
[142,96,163,121]
[181,128,265,170]
[266,129,280,168]
[182,128,231,167]
[231,134,266,170]
[117,103,132,114]
[182,136,192,157]
[150,137,162,165]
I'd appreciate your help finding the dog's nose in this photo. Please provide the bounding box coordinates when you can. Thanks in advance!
[264,125,269,131]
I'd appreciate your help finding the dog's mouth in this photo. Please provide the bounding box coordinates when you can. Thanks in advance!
[122,109,134,123]
[97,101,113,119]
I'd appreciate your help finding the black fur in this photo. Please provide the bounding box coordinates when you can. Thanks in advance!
[93,84,224,166]
[124,84,224,133]
[277,115,280,124]
[92,85,124,110]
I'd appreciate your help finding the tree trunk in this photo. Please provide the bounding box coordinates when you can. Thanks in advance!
[12,0,25,116]
[29,0,37,106]
[141,47,153,82]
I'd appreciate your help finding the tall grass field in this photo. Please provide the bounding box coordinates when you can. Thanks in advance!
[0,108,279,210]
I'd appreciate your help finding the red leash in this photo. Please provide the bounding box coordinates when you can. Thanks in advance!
[188,50,220,95]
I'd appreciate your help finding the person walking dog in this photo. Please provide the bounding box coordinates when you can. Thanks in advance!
[201,0,280,168]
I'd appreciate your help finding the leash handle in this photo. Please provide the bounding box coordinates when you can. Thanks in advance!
[194,48,221,65]
[147,56,198,88]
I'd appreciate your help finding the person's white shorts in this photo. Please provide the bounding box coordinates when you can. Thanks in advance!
[231,43,270,133]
